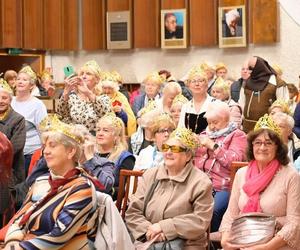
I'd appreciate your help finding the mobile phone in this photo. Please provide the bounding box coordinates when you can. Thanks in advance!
[63,65,75,78]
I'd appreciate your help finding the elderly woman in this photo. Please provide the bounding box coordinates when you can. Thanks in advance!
[57,60,111,135]
[211,77,242,128]
[3,116,102,250]
[96,113,135,199]
[11,66,47,175]
[101,71,136,136]
[157,81,182,114]
[220,114,300,250]
[132,71,163,117]
[178,66,214,134]
[134,113,175,170]
[272,112,295,162]
[269,99,291,116]
[0,132,13,228]
[126,127,213,249]
[170,94,188,126]
[194,101,247,232]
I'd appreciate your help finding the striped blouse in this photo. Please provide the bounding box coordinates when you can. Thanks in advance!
[5,175,98,250]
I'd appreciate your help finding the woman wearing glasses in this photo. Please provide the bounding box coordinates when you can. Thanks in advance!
[126,127,214,250]
[220,114,300,250]
[178,65,214,134]
[134,113,175,170]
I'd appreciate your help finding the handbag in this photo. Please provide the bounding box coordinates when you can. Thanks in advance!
[230,212,276,247]
[141,178,185,250]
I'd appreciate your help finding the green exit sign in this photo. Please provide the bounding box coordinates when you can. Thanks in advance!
[8,48,23,55]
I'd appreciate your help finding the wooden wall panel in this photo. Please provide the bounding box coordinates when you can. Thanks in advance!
[0,0,22,48]
[161,0,186,9]
[133,0,159,48]
[44,0,63,49]
[63,0,78,50]
[250,0,277,43]
[189,0,217,46]
[107,0,130,11]
[82,0,106,50]
[219,0,244,6]
[23,0,43,49]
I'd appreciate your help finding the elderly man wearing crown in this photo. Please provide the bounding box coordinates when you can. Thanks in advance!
[57,60,112,135]
[0,77,26,194]
[220,114,300,250]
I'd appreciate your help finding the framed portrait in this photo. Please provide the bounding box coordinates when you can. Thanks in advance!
[218,5,246,48]
[161,9,187,49]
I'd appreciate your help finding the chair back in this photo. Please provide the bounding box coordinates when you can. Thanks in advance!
[116,169,143,219]
[230,161,248,189]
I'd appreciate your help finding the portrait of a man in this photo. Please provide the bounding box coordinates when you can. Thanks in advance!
[164,13,183,39]
[222,8,243,37]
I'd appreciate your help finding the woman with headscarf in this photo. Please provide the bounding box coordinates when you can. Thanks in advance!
[57,60,112,135]
[241,56,289,133]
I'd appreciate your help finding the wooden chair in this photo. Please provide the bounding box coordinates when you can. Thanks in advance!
[37,96,56,113]
[116,169,144,219]
[229,161,248,189]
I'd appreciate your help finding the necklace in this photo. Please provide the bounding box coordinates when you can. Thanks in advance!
[0,108,10,121]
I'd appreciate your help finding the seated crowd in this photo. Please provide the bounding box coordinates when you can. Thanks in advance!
[0,56,300,250]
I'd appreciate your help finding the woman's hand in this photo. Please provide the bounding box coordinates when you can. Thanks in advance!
[112,105,122,113]
[240,244,268,250]
[83,136,96,161]
[198,135,215,150]
[77,79,95,102]
[63,76,79,101]
[3,241,23,250]
[221,231,240,250]
[146,223,162,241]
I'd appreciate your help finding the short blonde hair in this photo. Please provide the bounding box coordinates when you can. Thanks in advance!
[149,113,175,139]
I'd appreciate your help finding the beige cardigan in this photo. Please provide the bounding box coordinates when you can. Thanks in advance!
[219,165,300,250]
[125,162,214,250]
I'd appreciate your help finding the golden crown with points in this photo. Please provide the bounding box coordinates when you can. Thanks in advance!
[101,112,124,130]
[254,114,281,136]
[19,66,37,81]
[172,94,188,106]
[144,71,165,85]
[213,77,230,91]
[0,78,13,94]
[170,127,199,150]
[100,71,117,82]
[188,66,207,81]
[40,68,53,81]
[111,70,122,83]
[82,60,102,78]
[270,99,291,115]
[138,100,157,117]
[39,114,84,144]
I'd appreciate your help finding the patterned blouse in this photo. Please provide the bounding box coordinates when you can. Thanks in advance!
[5,175,98,250]
[57,92,112,134]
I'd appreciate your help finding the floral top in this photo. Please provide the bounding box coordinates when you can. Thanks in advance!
[57,92,112,134]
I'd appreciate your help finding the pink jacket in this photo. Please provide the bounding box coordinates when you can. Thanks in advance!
[194,129,247,192]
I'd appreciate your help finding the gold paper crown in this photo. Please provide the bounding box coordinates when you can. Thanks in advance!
[0,78,13,94]
[272,64,283,76]
[270,99,291,115]
[111,70,122,83]
[188,66,207,81]
[101,112,124,130]
[40,68,53,81]
[254,114,281,136]
[155,112,174,124]
[213,77,230,92]
[170,127,199,150]
[144,71,165,85]
[172,94,188,106]
[39,114,84,144]
[199,62,214,72]
[215,62,227,72]
[82,60,102,78]
[19,66,37,81]
[100,71,116,82]
[138,100,157,117]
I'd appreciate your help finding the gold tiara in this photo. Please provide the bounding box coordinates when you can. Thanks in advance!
[138,100,157,117]
[144,71,165,85]
[82,60,102,78]
[101,112,124,130]
[172,94,188,106]
[213,77,229,91]
[100,71,116,82]
[270,99,291,115]
[254,114,281,136]
[0,78,13,94]
[188,66,207,81]
[111,70,122,83]
[39,114,83,144]
[19,66,37,81]
[40,68,53,81]
[170,127,199,150]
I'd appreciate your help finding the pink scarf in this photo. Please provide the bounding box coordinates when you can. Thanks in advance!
[242,159,280,213]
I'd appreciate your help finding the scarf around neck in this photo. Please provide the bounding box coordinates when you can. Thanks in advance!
[205,122,237,139]
[242,159,280,213]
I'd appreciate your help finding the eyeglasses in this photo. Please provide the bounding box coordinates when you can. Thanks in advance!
[161,144,187,153]
[252,140,275,148]
[190,79,206,84]
[156,128,174,134]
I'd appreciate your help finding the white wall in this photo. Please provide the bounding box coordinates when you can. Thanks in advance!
[46,3,300,84]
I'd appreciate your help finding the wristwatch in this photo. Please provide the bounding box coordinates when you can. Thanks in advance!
[213,143,219,151]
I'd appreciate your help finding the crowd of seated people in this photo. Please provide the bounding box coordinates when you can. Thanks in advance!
[0,55,300,249]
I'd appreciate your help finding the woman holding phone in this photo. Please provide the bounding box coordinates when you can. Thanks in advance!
[57,60,112,135]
